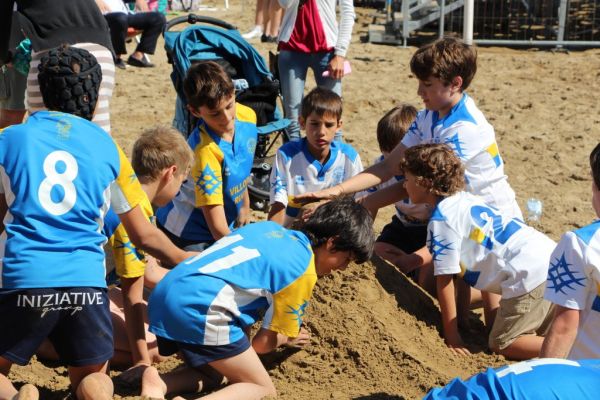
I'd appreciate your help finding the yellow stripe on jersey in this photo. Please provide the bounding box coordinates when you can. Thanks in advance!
[192,137,224,207]
[469,227,494,250]
[486,142,502,167]
[113,144,146,211]
[268,257,318,338]
[110,193,154,278]
[235,103,257,124]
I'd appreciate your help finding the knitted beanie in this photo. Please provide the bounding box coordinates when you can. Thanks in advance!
[38,45,102,121]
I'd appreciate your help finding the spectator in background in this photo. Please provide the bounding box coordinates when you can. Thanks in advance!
[98,0,166,69]
[0,11,27,128]
[277,0,355,141]
[0,0,115,133]
[243,0,283,43]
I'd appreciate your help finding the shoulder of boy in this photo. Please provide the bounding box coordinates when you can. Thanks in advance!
[235,102,257,124]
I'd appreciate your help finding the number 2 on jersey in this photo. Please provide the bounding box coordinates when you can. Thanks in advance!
[38,151,78,216]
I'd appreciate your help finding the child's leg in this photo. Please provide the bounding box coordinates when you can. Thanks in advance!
[141,365,222,398]
[482,291,500,330]
[488,284,552,360]
[74,368,113,400]
[0,357,18,399]
[69,362,112,400]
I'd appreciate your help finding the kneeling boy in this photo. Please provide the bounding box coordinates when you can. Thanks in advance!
[401,144,555,360]
[142,197,374,400]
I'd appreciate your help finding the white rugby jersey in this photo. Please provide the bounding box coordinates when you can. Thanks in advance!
[429,191,556,299]
[363,155,431,226]
[402,94,521,219]
[270,138,363,226]
[544,220,600,359]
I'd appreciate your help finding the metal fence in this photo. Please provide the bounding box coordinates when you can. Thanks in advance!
[443,0,600,46]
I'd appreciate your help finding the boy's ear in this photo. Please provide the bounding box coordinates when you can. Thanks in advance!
[298,116,306,129]
[450,76,463,93]
[337,119,343,130]
[161,165,178,183]
[187,104,203,119]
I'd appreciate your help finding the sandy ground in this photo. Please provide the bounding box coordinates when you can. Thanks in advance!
[8,2,600,399]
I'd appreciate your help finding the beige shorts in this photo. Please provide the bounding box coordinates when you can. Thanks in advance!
[488,283,554,351]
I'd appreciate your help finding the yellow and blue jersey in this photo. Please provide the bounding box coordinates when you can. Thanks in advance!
[148,221,317,345]
[544,220,600,359]
[103,193,154,282]
[0,111,146,289]
[157,103,257,242]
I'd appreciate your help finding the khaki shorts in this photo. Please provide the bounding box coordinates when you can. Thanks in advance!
[488,283,554,351]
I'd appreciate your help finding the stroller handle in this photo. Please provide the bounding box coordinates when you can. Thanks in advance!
[164,14,237,35]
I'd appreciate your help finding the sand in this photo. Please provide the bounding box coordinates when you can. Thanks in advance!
[8,2,600,399]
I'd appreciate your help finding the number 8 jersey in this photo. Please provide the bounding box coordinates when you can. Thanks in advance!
[429,191,556,299]
[0,111,146,289]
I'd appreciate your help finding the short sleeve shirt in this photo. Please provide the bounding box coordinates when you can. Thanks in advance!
[544,220,600,359]
[429,191,555,298]
[402,94,520,218]
[0,111,145,288]
[269,138,363,225]
[157,104,257,242]
[148,221,318,345]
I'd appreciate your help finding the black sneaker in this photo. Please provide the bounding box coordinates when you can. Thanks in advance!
[127,55,154,68]
[114,58,127,70]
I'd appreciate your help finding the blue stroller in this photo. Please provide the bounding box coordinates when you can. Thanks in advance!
[164,14,290,211]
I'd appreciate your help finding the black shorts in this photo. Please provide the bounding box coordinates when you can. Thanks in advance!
[156,335,250,368]
[0,287,113,366]
[377,215,428,254]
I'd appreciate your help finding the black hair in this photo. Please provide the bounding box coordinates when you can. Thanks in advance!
[299,196,374,263]
[591,142,600,189]
[37,45,102,121]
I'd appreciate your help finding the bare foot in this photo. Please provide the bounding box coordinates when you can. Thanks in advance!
[141,366,167,399]
[76,373,113,400]
[14,384,38,400]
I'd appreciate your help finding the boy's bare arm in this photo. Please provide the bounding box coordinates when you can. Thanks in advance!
[235,190,251,228]
[437,274,471,355]
[201,204,231,241]
[540,305,580,358]
[359,181,408,216]
[120,276,151,368]
[252,327,310,354]
[119,205,193,265]
[267,202,286,225]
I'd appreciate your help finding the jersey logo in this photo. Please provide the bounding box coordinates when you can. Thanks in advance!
[56,118,72,140]
[294,175,305,186]
[547,252,586,295]
[196,164,221,195]
[428,230,454,261]
[444,133,466,159]
[115,237,145,262]
[332,167,344,184]
[286,300,309,328]
[247,138,257,154]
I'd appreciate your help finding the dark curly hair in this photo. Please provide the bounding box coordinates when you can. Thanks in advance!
[400,144,465,197]
[410,37,477,91]
[37,45,102,121]
[298,196,374,264]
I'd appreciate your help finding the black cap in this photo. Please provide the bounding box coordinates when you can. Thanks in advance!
[38,45,102,121]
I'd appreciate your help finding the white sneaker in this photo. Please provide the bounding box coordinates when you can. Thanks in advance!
[242,26,263,39]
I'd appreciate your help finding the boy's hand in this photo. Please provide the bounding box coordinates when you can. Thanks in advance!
[285,327,311,348]
[327,55,346,80]
[294,184,344,205]
[444,334,471,356]
[116,362,150,387]
[235,207,251,228]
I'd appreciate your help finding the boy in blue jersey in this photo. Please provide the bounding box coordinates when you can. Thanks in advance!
[157,61,258,251]
[141,197,374,400]
[0,46,192,400]
[401,144,555,360]
[268,87,363,226]
[425,358,600,400]
[541,142,600,360]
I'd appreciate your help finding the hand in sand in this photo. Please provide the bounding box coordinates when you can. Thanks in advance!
[445,334,471,356]
[285,327,311,348]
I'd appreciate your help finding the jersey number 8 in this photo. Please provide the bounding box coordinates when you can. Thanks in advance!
[38,151,78,216]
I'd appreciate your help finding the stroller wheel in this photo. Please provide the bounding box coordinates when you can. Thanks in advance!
[248,158,272,212]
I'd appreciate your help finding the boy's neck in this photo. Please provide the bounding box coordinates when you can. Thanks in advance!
[438,92,464,119]
[141,182,157,203]
[218,131,235,143]
[308,144,331,164]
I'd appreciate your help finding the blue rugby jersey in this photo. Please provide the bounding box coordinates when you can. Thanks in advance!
[425,358,600,399]
[157,104,257,242]
[0,111,146,289]
[148,221,317,345]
